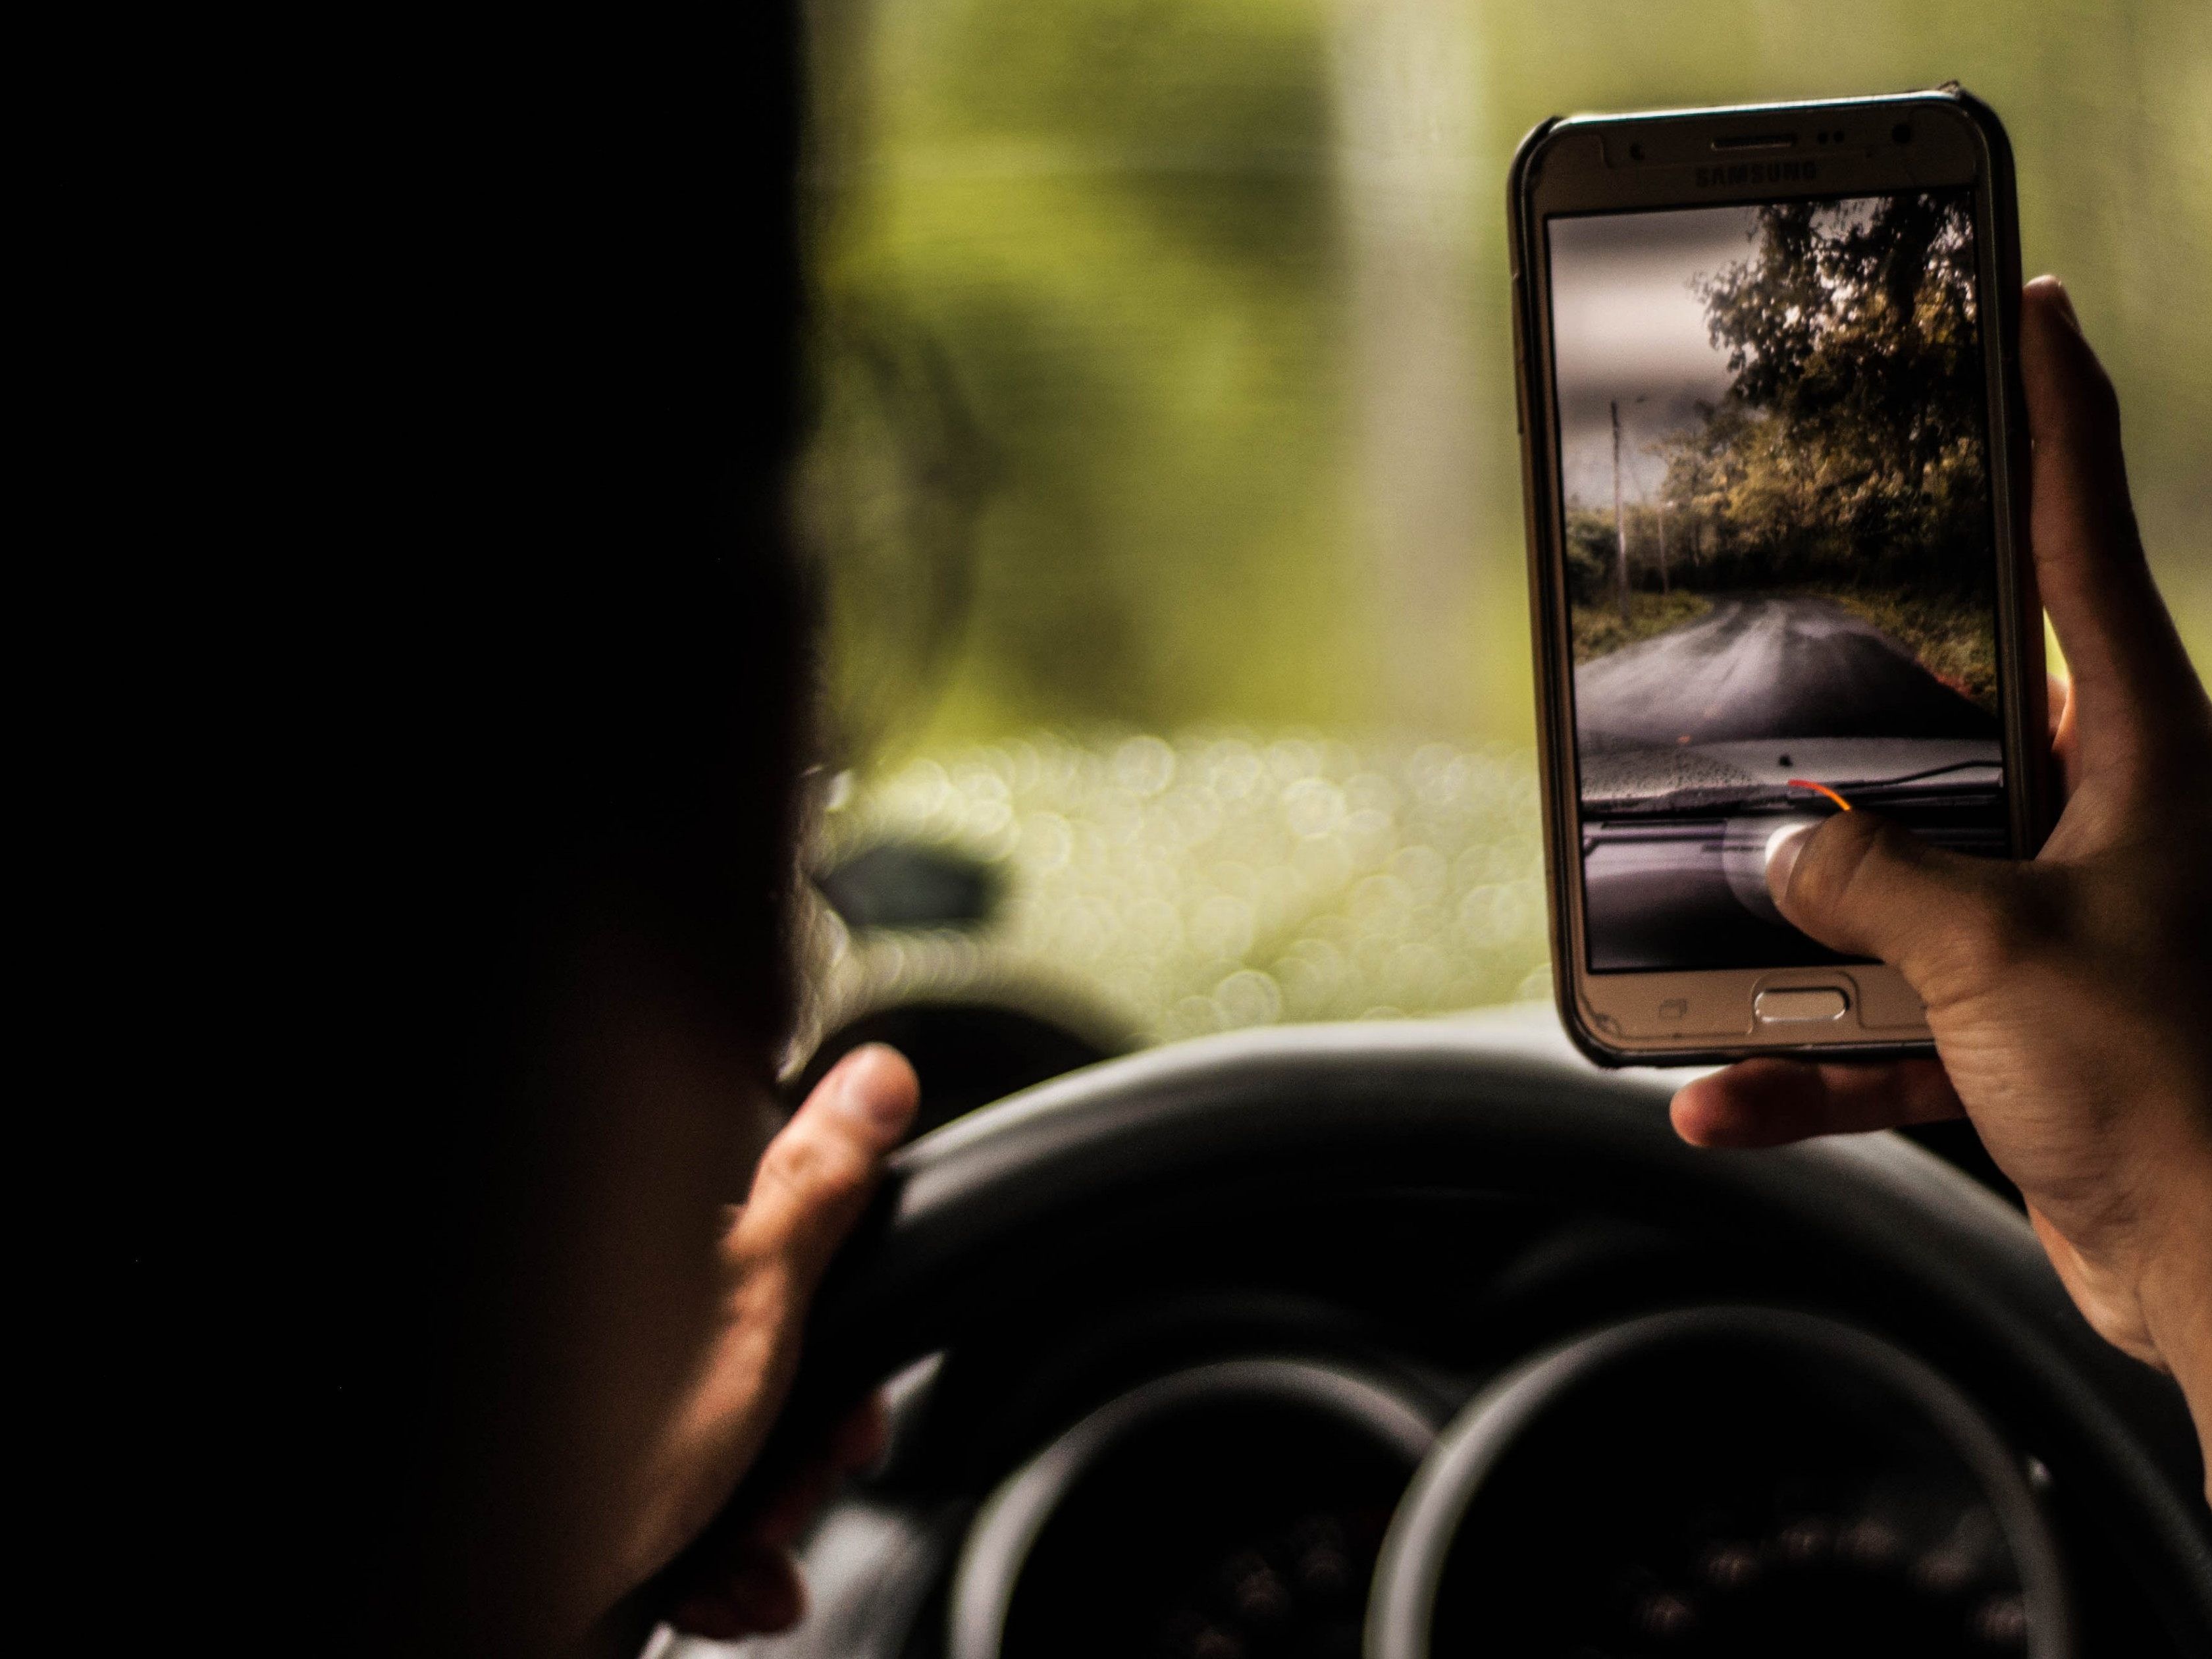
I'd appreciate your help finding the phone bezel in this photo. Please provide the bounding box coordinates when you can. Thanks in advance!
[1508,90,2047,1067]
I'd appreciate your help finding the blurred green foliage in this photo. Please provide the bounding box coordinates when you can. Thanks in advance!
[1670,195,1991,598]
[804,0,2212,765]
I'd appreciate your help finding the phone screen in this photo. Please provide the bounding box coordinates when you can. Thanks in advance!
[1544,190,2009,972]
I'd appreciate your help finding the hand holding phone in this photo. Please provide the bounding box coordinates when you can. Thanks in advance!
[1510,90,2047,1063]
[1675,279,2212,1502]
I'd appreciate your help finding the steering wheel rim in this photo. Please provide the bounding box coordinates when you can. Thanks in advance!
[784,1011,2212,1640]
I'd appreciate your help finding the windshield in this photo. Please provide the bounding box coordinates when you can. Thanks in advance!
[797,0,2211,1046]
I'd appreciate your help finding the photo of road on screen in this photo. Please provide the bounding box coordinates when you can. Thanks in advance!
[1548,192,2008,972]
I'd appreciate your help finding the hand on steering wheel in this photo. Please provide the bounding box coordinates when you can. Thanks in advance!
[597,1043,920,1641]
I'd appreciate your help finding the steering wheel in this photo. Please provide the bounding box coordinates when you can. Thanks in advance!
[760,1014,2212,1650]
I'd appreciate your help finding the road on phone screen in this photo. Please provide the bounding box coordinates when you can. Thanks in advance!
[1574,596,1995,752]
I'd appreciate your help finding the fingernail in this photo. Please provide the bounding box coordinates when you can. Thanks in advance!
[2036,275,2081,331]
[1764,821,1815,903]
[827,1043,918,1140]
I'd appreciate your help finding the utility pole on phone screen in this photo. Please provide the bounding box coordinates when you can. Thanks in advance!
[1657,490,1669,595]
[1610,398,1629,623]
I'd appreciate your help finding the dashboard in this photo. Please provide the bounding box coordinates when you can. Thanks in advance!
[1371,1306,2063,1658]
[652,1014,2210,1659]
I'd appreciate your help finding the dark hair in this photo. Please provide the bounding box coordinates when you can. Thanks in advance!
[269,18,816,1650]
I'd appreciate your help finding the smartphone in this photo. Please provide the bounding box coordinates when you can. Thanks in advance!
[1508,88,2049,1066]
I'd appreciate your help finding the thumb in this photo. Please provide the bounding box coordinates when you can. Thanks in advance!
[618,1045,919,1602]
[735,1043,920,1302]
[1767,810,2010,993]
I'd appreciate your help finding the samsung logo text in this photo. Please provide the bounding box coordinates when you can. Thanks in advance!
[1695,161,1818,186]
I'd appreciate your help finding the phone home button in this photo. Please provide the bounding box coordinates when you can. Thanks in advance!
[1754,986,1849,1024]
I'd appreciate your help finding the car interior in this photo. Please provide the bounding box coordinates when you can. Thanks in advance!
[647,1013,2209,1659]
[625,2,2212,1654]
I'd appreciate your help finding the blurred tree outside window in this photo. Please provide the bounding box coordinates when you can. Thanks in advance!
[789,0,2212,1048]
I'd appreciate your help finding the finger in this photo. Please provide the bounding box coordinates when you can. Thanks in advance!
[668,1543,806,1640]
[830,1391,891,1475]
[1672,1057,1962,1148]
[1766,809,2011,991]
[2019,278,2205,769]
[2048,670,2084,803]
[734,1043,920,1301]
[654,1048,917,1548]
[750,1451,839,1550]
[729,1392,891,1550]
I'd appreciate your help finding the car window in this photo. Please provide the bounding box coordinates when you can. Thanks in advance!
[795,0,2211,1049]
